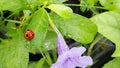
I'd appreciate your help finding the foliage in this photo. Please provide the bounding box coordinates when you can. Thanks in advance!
[103,57,120,68]
[0,0,120,68]
[0,0,28,12]
[90,11,120,57]
[50,13,97,44]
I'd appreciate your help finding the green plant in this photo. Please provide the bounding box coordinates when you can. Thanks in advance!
[0,0,120,68]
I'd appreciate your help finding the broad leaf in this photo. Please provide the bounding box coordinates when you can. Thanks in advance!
[0,0,27,12]
[0,28,28,68]
[49,0,67,4]
[99,0,120,11]
[90,11,120,57]
[25,8,49,50]
[50,13,97,44]
[103,57,120,68]
[0,40,28,68]
[47,4,73,18]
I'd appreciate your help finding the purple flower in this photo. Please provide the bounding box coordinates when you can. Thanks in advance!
[50,31,93,68]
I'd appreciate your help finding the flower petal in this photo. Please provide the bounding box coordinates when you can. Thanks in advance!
[69,47,86,57]
[57,33,69,55]
[63,58,76,68]
[77,56,93,68]
[50,62,63,68]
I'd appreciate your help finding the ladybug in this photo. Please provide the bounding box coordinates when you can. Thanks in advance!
[24,29,34,40]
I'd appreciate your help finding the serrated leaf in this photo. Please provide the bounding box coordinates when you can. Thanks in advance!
[50,13,97,44]
[0,41,28,68]
[90,11,120,57]
[47,4,73,18]
[99,0,120,11]
[49,0,67,4]
[103,57,120,68]
[0,0,28,12]
[25,8,49,50]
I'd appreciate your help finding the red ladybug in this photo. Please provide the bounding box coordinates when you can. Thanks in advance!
[24,29,34,40]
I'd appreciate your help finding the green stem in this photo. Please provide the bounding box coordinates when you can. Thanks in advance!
[44,9,60,34]
[0,13,15,25]
[39,48,52,66]
[87,34,103,56]
[92,38,107,55]
[0,11,3,18]
[5,19,20,23]
[52,49,57,62]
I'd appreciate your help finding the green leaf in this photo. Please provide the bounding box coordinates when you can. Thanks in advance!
[49,0,67,4]
[50,13,97,44]
[25,8,49,50]
[44,30,57,50]
[28,61,49,68]
[40,47,52,65]
[47,4,73,18]
[80,0,88,12]
[86,0,98,6]
[27,0,44,11]
[103,57,120,68]
[0,41,28,68]
[90,11,120,57]
[0,0,28,12]
[36,58,45,68]
[28,62,36,68]
[0,28,28,68]
[99,0,120,11]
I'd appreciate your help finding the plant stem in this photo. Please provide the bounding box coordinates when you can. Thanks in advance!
[0,11,3,18]
[44,9,60,34]
[52,49,57,62]
[92,38,107,55]
[87,34,103,56]
[0,13,15,25]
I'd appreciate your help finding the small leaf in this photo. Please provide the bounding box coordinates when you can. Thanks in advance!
[50,13,97,44]
[103,57,120,68]
[47,4,73,18]
[99,0,120,11]
[90,11,120,57]
[25,8,49,50]
[0,0,28,12]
